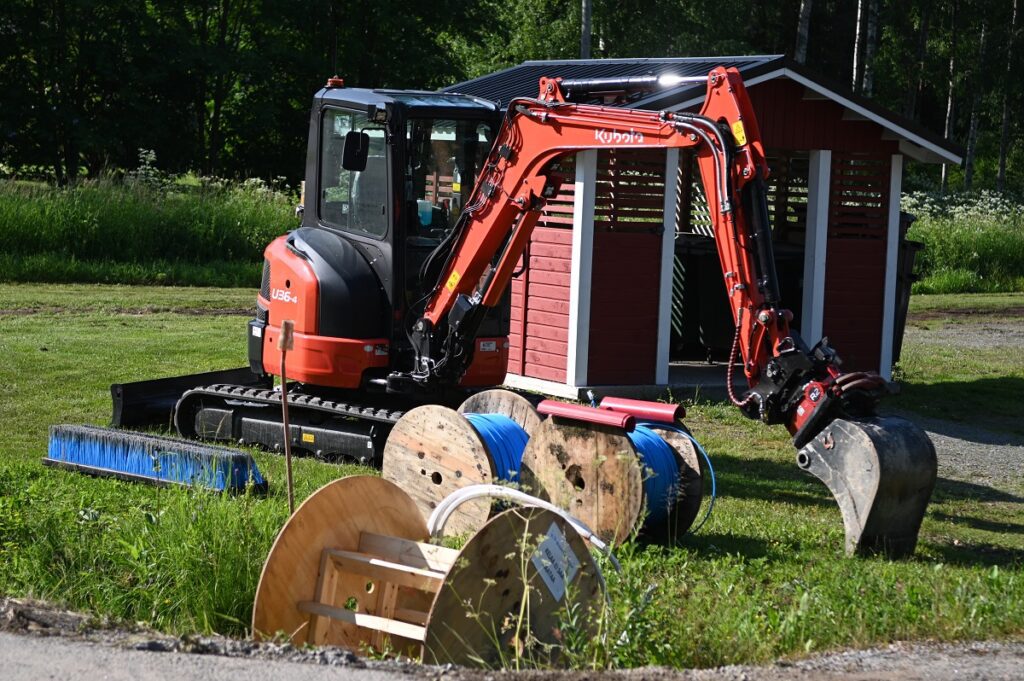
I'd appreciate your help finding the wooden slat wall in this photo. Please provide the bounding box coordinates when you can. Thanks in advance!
[822,153,890,371]
[588,149,664,384]
[508,156,575,382]
[746,79,900,154]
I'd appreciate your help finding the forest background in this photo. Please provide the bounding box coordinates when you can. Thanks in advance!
[0,0,1020,193]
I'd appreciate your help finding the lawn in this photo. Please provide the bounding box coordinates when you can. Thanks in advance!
[0,283,1021,668]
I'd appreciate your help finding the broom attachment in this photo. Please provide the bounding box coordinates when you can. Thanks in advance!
[45,424,266,493]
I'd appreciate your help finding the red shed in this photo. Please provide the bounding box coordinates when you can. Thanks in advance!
[445,56,962,399]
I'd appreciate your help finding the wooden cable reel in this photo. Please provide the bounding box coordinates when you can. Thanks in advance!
[382,390,540,536]
[519,410,703,545]
[253,476,604,667]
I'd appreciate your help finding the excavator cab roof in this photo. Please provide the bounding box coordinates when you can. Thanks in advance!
[317,86,498,119]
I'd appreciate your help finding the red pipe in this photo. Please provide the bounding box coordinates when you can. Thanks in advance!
[599,396,685,424]
[537,400,635,431]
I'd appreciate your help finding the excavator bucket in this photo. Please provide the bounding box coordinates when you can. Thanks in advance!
[796,416,937,558]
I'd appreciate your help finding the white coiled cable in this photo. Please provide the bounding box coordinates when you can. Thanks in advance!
[427,484,622,573]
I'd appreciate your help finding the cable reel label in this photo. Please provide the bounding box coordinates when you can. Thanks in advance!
[531,522,580,602]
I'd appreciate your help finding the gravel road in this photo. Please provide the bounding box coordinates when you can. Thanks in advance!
[2,615,1023,681]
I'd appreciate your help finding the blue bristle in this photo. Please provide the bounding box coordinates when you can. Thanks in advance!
[46,425,265,492]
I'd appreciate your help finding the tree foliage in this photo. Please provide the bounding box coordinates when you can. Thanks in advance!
[0,0,1020,192]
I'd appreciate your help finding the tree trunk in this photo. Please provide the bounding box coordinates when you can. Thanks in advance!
[852,0,865,91]
[964,21,987,191]
[795,0,813,63]
[861,0,879,95]
[904,1,932,119]
[940,0,958,194]
[998,0,1019,193]
[581,0,592,59]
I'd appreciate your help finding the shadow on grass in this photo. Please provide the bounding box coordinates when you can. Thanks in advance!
[930,510,1024,536]
[933,477,1024,504]
[711,453,835,508]
[671,532,774,560]
[891,377,1024,443]
[926,540,1024,568]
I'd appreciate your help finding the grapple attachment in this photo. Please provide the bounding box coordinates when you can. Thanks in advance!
[796,416,937,558]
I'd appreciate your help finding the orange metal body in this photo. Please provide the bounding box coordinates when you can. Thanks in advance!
[259,235,508,388]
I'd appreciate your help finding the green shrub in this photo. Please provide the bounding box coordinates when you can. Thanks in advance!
[0,176,295,286]
[904,191,1024,294]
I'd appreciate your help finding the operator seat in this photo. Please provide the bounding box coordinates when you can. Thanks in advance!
[351,155,388,231]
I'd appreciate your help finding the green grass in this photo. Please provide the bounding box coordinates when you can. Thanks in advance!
[891,292,1024,435]
[0,178,294,287]
[906,192,1024,294]
[1,284,1022,668]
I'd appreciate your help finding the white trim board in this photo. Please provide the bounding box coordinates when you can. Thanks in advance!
[664,68,962,166]
[801,150,831,345]
[656,149,680,385]
[503,373,580,400]
[566,150,597,388]
[879,154,903,381]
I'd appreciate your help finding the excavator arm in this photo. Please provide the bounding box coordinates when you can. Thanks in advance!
[398,68,857,441]
[395,67,937,558]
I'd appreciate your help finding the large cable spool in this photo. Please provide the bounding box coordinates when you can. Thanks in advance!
[252,476,604,667]
[519,400,703,544]
[382,389,539,536]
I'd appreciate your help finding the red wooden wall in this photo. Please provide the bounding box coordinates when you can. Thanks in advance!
[508,157,575,382]
[746,79,898,372]
[588,149,664,384]
[821,153,891,371]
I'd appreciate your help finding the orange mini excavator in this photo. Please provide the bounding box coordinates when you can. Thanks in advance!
[112,68,936,557]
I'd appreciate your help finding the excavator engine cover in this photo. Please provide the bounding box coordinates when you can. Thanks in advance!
[796,416,937,558]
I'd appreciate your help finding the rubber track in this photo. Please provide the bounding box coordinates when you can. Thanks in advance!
[174,383,405,438]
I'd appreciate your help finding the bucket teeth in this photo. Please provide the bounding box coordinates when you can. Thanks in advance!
[796,416,937,558]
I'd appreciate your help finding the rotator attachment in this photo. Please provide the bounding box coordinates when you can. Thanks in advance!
[796,416,937,558]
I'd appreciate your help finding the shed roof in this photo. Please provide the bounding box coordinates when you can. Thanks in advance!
[443,55,962,165]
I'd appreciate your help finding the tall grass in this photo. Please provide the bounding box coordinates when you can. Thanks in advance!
[904,191,1024,294]
[0,175,294,287]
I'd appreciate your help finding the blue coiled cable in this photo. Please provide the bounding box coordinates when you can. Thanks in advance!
[627,424,681,524]
[636,421,717,534]
[463,413,529,483]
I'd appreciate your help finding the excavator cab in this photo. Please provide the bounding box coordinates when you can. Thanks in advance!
[247,85,508,392]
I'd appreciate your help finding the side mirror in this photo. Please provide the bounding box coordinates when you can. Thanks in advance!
[342,130,369,172]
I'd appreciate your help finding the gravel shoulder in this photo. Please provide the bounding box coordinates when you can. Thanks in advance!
[4,594,1024,681]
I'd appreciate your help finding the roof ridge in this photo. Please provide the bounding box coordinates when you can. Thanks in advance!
[519,54,782,66]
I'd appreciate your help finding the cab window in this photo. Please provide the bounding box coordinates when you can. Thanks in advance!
[320,108,388,238]
[406,118,493,236]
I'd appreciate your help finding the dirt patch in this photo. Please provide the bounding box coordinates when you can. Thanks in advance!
[0,305,253,317]
[908,305,1024,322]
[904,320,1024,349]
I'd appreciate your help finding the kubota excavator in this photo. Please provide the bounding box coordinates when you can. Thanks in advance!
[112,68,936,557]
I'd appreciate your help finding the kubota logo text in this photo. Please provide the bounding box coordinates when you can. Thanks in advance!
[271,288,299,304]
[595,128,644,144]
